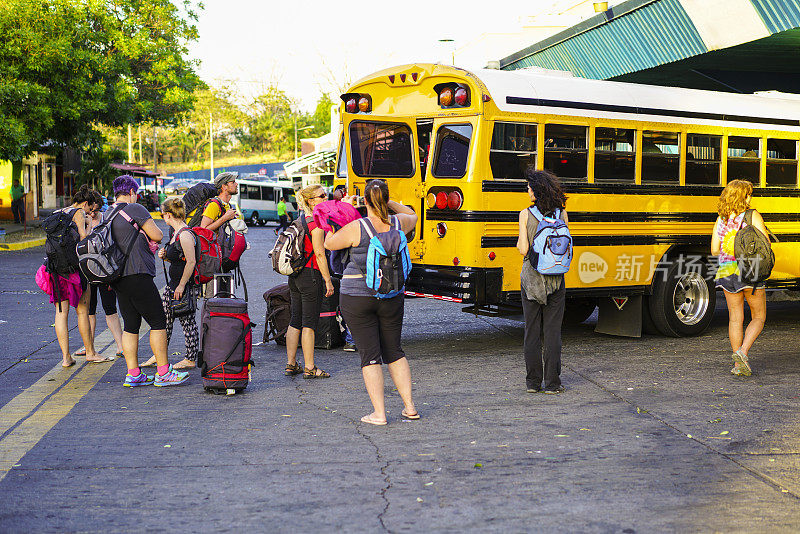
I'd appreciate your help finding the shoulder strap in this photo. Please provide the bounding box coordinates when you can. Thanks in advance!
[528,206,543,222]
[744,209,754,226]
[359,218,376,239]
[392,216,401,232]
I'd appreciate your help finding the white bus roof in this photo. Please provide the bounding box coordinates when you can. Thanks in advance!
[474,67,800,133]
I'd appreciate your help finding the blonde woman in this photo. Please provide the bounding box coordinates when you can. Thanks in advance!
[284,185,334,379]
[142,198,199,370]
[711,179,768,376]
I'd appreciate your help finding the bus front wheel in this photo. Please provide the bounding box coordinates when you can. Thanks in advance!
[648,260,716,337]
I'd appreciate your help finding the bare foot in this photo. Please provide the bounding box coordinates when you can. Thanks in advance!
[401,408,420,420]
[172,358,196,370]
[141,356,157,367]
[360,413,387,426]
[62,357,76,368]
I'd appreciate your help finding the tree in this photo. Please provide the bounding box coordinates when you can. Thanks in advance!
[0,0,202,161]
[310,93,335,137]
[245,86,299,156]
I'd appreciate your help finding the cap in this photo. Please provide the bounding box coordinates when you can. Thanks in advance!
[213,171,238,189]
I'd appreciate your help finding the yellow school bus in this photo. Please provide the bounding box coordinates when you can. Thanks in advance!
[336,63,800,337]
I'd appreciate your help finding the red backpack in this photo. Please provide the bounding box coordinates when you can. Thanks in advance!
[192,226,222,284]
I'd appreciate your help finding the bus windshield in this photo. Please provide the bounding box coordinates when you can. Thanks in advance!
[349,121,414,177]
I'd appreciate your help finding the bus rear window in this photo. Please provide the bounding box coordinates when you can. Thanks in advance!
[433,124,473,178]
[349,121,414,177]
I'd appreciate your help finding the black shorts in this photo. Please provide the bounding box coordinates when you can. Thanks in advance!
[112,274,167,333]
[88,284,118,316]
[340,293,405,368]
[288,267,323,330]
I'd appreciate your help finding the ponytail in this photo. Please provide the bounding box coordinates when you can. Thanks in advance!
[364,180,390,225]
[297,185,324,215]
[162,197,186,220]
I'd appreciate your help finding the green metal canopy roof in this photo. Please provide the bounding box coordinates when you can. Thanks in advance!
[500,0,800,94]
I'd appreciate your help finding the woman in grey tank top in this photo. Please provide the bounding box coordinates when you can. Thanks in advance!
[325,180,420,426]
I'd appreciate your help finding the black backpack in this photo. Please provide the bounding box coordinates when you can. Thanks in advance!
[43,208,79,275]
[734,209,776,284]
[184,183,219,227]
[76,204,138,284]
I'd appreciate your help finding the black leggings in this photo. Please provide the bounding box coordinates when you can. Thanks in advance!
[113,274,167,334]
[288,267,323,330]
[88,284,118,316]
[340,293,405,368]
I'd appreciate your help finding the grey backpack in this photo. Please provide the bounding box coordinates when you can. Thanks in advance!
[76,204,137,284]
[734,209,776,284]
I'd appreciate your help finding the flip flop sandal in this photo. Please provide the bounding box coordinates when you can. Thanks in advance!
[62,359,76,368]
[74,348,87,356]
[361,414,387,426]
[87,356,115,364]
[116,352,124,358]
[401,410,420,420]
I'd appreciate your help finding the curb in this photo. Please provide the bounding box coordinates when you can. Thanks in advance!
[0,238,46,251]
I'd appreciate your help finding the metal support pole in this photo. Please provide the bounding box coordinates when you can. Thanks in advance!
[138,126,143,163]
[127,125,133,162]
[210,113,214,181]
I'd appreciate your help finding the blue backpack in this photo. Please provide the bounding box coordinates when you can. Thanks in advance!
[528,206,572,275]
[359,216,412,299]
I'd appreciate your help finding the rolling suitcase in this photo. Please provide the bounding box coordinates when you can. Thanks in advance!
[199,275,254,395]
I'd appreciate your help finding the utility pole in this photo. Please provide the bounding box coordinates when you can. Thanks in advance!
[209,113,214,181]
[152,125,158,197]
[127,125,133,162]
[138,126,143,163]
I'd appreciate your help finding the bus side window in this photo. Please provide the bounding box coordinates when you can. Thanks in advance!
[685,134,721,185]
[489,122,536,180]
[263,186,274,201]
[641,131,679,184]
[594,127,635,182]
[543,124,587,181]
[727,136,760,186]
[766,138,798,187]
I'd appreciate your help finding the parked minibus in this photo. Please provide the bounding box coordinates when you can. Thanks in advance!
[234,178,298,226]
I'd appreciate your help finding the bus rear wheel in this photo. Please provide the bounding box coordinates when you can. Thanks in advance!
[648,260,716,337]
[249,212,259,226]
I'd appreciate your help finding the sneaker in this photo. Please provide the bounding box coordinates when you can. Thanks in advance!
[526,385,542,393]
[124,372,154,387]
[343,343,357,352]
[544,385,566,395]
[154,365,189,387]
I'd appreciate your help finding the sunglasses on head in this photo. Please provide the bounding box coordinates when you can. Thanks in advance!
[315,193,327,199]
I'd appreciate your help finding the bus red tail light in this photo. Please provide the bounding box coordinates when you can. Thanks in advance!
[454,87,468,106]
[435,191,448,210]
[345,98,357,113]
[447,191,463,210]
[436,222,447,238]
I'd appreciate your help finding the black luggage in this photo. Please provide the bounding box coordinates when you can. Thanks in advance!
[199,285,254,395]
[263,283,291,345]
[316,277,344,350]
[262,280,344,349]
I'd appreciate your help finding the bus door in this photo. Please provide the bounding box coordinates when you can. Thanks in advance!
[421,117,478,262]
[345,118,423,258]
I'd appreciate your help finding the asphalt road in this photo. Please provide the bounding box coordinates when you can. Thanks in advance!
[1,220,800,533]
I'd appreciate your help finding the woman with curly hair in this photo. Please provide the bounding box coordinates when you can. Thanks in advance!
[711,179,768,376]
[516,168,568,394]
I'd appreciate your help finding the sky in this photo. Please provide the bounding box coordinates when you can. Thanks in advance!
[189,0,601,112]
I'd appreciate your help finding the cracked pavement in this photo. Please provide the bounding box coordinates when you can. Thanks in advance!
[1,222,800,532]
